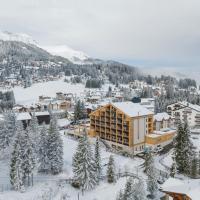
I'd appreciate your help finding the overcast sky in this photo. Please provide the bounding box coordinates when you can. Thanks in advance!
[0,0,200,68]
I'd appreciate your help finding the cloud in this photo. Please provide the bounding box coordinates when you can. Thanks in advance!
[0,0,200,67]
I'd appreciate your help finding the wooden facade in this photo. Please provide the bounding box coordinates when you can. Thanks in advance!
[89,103,153,151]
[163,191,192,200]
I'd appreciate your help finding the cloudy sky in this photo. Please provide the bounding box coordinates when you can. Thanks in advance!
[0,0,200,69]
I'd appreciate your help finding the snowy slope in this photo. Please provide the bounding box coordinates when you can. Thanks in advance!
[0,30,37,45]
[43,45,90,64]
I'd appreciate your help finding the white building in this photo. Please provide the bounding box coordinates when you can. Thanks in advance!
[140,98,155,113]
[153,112,174,131]
[167,101,200,127]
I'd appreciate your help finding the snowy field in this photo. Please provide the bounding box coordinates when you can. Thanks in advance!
[13,78,114,106]
[0,132,145,200]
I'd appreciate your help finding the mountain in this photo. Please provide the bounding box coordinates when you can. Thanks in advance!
[0,30,38,45]
[43,45,91,64]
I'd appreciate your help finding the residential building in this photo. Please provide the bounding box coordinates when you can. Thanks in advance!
[145,128,176,150]
[167,101,200,127]
[89,102,154,153]
[140,98,155,113]
[161,178,200,200]
[154,112,174,131]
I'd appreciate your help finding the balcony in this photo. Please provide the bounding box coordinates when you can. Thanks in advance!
[111,131,116,135]
[117,132,122,136]
[124,133,129,138]
[117,120,122,124]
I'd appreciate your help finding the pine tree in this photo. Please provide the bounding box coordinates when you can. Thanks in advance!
[198,151,200,176]
[191,154,198,178]
[3,111,16,147]
[170,156,177,178]
[107,155,116,183]
[38,124,49,173]
[123,177,133,200]
[10,141,24,191]
[72,129,97,191]
[132,179,146,200]
[10,121,25,191]
[0,122,9,150]
[74,100,85,122]
[146,155,158,199]
[116,190,124,200]
[47,115,63,174]
[94,137,102,183]
[182,122,194,175]
[141,151,152,173]
[29,112,40,157]
[21,127,35,186]
[174,123,185,173]
[74,100,81,122]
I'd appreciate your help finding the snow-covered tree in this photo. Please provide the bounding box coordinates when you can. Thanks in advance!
[3,111,16,147]
[123,177,133,200]
[132,179,146,200]
[22,127,35,186]
[107,155,116,183]
[38,124,49,173]
[141,151,153,173]
[116,178,146,200]
[74,100,86,122]
[182,122,194,175]
[10,140,24,191]
[29,112,40,156]
[0,122,9,150]
[174,123,185,173]
[10,121,25,190]
[47,115,63,174]
[174,122,194,175]
[94,137,102,183]
[190,154,198,178]
[198,151,200,176]
[146,155,158,199]
[72,129,97,190]
[170,156,177,178]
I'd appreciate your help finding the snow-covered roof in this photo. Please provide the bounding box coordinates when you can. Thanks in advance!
[153,128,176,135]
[169,101,200,112]
[112,102,153,117]
[154,112,170,121]
[180,101,200,112]
[33,111,50,116]
[161,178,200,200]
[16,112,31,121]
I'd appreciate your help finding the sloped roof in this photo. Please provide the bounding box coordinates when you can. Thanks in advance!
[154,112,170,121]
[112,102,153,117]
[161,178,200,200]
[16,112,31,121]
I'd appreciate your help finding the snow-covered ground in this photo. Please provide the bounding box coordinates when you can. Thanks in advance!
[13,78,114,106]
[0,132,145,200]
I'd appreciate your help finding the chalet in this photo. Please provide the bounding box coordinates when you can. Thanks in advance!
[39,95,52,102]
[13,105,28,113]
[161,178,200,200]
[167,101,200,127]
[16,112,32,128]
[48,100,71,111]
[32,111,50,125]
[154,112,174,131]
[89,102,154,153]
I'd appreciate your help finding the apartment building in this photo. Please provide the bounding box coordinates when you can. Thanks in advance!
[153,112,174,131]
[89,102,153,153]
[167,101,200,127]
